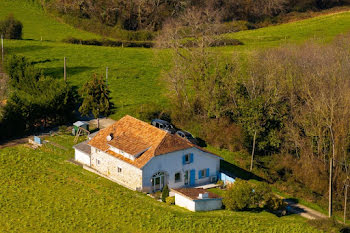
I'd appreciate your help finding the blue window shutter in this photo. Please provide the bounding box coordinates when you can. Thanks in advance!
[182,155,186,165]
[190,153,193,163]
[198,170,202,179]
[206,168,210,177]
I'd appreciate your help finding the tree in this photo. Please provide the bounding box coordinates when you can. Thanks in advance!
[79,74,111,129]
[0,14,23,39]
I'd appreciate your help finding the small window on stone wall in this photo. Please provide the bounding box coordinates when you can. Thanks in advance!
[96,159,101,165]
[118,167,122,173]
[175,172,181,183]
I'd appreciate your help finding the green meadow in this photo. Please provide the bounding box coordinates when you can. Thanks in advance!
[0,134,321,232]
[1,0,350,119]
[0,1,350,231]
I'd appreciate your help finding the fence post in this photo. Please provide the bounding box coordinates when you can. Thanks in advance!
[64,57,67,82]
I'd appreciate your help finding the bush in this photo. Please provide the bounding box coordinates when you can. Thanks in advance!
[165,196,175,205]
[252,182,273,208]
[58,125,68,135]
[223,179,276,211]
[217,180,224,188]
[266,196,286,211]
[223,179,253,210]
[0,15,23,39]
[209,38,243,47]
[162,185,169,202]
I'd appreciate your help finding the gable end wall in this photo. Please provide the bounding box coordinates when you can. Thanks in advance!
[90,147,142,190]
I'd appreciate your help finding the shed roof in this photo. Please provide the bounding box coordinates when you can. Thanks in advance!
[73,121,88,127]
[171,188,222,200]
[73,140,91,155]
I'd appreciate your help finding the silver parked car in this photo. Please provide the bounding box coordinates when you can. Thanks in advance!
[176,130,198,145]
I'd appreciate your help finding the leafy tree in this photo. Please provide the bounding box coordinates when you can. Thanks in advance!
[0,14,23,39]
[79,74,111,129]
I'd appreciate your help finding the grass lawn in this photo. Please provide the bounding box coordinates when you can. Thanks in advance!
[0,134,321,232]
[1,0,350,120]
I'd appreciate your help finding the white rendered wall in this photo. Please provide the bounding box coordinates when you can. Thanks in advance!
[142,147,221,192]
[75,149,91,166]
[174,193,196,211]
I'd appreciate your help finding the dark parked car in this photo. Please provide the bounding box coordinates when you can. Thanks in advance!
[176,130,198,145]
[151,119,176,134]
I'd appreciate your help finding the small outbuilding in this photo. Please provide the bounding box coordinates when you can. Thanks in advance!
[171,188,222,212]
[73,140,91,166]
[72,121,89,135]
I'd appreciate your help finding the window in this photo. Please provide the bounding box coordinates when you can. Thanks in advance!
[198,168,209,179]
[175,172,181,183]
[185,154,190,163]
[96,159,101,165]
[118,167,122,173]
[200,169,206,178]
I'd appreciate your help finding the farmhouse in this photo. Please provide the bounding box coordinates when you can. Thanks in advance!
[73,115,222,193]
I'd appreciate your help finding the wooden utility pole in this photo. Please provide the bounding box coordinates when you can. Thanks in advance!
[106,67,108,85]
[1,34,4,64]
[329,157,333,217]
[64,57,67,82]
[250,130,257,171]
[344,182,348,223]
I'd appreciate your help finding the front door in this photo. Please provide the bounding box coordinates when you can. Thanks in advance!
[184,170,196,186]
[152,172,165,191]
[184,170,189,185]
[190,169,195,186]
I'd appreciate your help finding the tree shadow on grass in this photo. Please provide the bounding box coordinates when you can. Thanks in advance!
[43,66,96,79]
[7,45,52,54]
[220,160,265,182]
[31,58,59,65]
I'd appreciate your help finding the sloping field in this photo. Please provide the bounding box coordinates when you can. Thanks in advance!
[1,0,350,119]
[0,135,321,232]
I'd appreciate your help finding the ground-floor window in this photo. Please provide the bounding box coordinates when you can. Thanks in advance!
[96,159,101,165]
[175,172,181,183]
[117,167,122,173]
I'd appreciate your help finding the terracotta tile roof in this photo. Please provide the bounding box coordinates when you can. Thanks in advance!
[88,115,215,168]
[172,188,222,200]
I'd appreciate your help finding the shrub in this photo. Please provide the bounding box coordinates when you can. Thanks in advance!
[209,38,243,47]
[0,15,23,39]
[223,179,276,211]
[165,196,175,205]
[58,125,68,135]
[162,184,169,202]
[217,180,224,188]
[252,182,273,208]
[62,37,154,48]
[223,179,253,210]
[266,196,286,211]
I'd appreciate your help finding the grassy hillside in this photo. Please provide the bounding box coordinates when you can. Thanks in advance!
[0,135,321,233]
[0,0,99,41]
[1,0,350,119]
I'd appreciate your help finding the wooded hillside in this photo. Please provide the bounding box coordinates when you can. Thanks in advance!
[35,0,350,39]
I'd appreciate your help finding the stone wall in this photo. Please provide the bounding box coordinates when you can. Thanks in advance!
[90,147,142,190]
